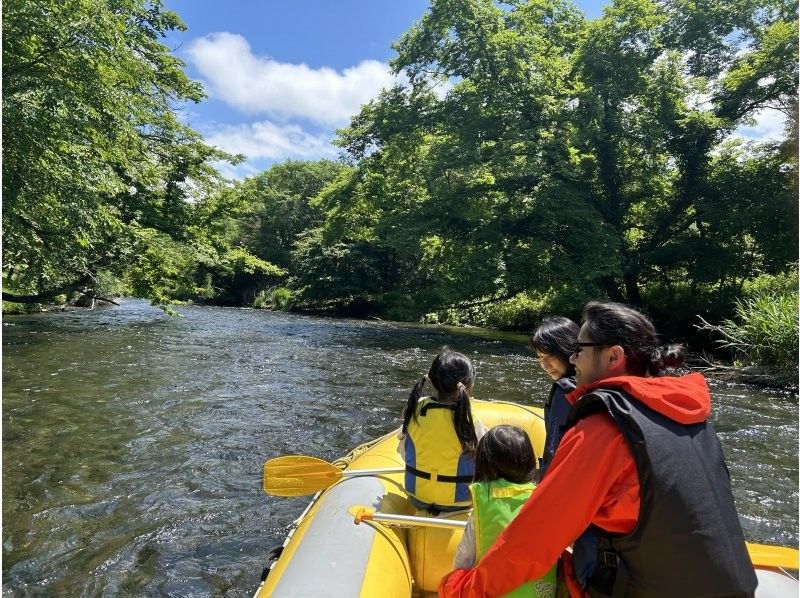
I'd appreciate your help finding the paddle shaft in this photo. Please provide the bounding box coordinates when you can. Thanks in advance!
[364,511,467,530]
[339,467,405,477]
[356,510,798,569]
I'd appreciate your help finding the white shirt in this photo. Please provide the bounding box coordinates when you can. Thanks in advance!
[452,514,477,569]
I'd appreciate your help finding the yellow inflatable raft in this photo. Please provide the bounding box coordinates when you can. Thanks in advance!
[255,399,798,598]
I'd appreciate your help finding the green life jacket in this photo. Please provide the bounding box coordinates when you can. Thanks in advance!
[470,479,557,598]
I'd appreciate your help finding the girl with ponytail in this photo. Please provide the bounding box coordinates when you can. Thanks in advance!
[399,349,487,512]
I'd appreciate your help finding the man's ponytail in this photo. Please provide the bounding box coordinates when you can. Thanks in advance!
[648,343,685,376]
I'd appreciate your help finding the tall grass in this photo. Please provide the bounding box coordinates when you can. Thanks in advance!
[253,287,294,311]
[698,289,798,382]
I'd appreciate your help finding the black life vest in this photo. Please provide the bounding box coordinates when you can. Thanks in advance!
[540,376,576,474]
[566,387,757,598]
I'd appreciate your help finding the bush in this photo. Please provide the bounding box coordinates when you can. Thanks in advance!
[698,288,799,382]
[253,287,294,311]
[94,270,129,298]
[419,285,601,331]
[2,301,35,314]
[469,292,547,329]
[742,268,798,299]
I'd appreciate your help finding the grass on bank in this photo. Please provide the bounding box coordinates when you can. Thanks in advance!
[698,290,798,384]
[695,269,798,384]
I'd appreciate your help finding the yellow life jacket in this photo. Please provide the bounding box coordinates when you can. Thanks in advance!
[403,397,475,508]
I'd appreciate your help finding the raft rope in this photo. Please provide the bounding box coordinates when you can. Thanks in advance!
[483,399,545,421]
[331,428,400,469]
[331,400,542,470]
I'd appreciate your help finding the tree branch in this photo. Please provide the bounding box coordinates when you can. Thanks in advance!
[2,274,96,304]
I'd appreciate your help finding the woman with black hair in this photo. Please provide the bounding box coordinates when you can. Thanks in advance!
[529,317,579,476]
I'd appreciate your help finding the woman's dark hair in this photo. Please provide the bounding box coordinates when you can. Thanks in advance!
[529,316,579,376]
[474,425,535,484]
[581,302,685,376]
[402,349,478,455]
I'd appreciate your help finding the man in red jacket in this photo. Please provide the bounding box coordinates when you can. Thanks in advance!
[440,301,757,598]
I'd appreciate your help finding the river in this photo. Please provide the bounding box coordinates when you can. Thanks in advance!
[3,300,797,596]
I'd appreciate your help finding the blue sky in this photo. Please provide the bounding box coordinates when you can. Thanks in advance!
[163,1,784,179]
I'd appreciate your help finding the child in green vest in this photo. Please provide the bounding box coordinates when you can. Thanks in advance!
[452,425,557,598]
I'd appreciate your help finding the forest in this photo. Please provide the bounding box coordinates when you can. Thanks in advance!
[3,0,798,380]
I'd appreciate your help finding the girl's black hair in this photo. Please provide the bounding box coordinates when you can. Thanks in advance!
[529,316,579,377]
[581,302,685,376]
[474,425,535,484]
[402,349,478,456]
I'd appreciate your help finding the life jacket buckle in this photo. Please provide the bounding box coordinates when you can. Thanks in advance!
[601,550,619,567]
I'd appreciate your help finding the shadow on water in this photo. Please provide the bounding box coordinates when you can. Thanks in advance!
[3,300,797,596]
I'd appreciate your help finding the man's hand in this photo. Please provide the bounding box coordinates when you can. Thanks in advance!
[438,568,477,598]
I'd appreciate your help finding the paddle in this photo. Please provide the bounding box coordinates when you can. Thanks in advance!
[350,505,468,530]
[745,542,799,569]
[350,506,799,569]
[263,455,404,497]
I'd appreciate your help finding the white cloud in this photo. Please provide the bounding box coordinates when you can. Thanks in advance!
[204,120,338,172]
[212,160,261,181]
[186,32,398,125]
[731,107,787,143]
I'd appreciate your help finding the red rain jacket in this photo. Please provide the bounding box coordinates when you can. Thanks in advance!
[439,373,713,598]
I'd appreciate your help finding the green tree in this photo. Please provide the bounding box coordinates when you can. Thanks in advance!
[298,0,620,317]
[299,0,796,327]
[2,0,241,305]
[237,160,349,270]
[573,0,798,305]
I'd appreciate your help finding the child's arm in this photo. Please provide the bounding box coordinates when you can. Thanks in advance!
[452,514,477,569]
[473,418,488,440]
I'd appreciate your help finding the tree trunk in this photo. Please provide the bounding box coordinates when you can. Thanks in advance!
[624,270,643,307]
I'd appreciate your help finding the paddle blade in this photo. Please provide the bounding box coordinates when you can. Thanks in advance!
[747,542,799,569]
[263,455,343,497]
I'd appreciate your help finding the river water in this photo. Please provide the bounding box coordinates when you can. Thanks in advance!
[3,300,797,596]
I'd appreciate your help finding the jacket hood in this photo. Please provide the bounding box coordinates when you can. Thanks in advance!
[566,372,711,425]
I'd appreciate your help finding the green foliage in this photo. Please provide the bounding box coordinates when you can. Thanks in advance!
[742,268,799,298]
[3,0,238,305]
[125,228,199,307]
[223,0,797,349]
[421,283,606,330]
[699,288,799,381]
[94,271,129,299]
[253,287,295,311]
[2,301,36,315]
[5,0,797,370]
[237,160,349,269]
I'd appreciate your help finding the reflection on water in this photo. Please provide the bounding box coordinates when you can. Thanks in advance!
[3,300,797,595]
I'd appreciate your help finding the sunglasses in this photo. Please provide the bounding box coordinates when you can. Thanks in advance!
[572,341,607,356]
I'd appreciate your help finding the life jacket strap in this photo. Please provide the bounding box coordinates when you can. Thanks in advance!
[419,402,456,417]
[405,464,472,484]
